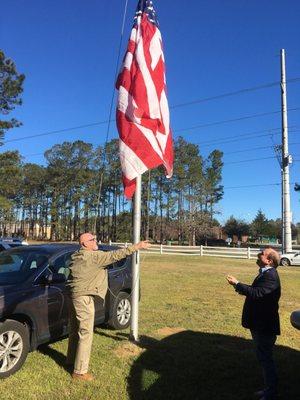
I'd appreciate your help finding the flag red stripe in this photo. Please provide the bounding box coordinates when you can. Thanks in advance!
[116,5,173,199]
[117,111,164,168]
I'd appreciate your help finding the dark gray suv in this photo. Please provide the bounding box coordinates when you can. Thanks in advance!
[0,244,133,378]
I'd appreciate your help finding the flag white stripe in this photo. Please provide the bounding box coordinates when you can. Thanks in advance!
[156,131,168,155]
[149,29,163,70]
[117,86,141,124]
[135,123,164,160]
[159,89,170,137]
[119,139,148,180]
[123,52,133,71]
[130,26,138,42]
[135,28,160,119]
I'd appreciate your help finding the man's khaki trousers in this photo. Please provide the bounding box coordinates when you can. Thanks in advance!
[66,295,95,374]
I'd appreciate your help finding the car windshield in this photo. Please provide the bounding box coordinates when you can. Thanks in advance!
[0,249,49,285]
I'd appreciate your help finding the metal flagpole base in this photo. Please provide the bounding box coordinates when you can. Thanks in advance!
[129,335,140,344]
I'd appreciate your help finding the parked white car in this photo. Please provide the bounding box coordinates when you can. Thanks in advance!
[280,251,300,266]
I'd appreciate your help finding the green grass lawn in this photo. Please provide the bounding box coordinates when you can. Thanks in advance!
[1,255,299,400]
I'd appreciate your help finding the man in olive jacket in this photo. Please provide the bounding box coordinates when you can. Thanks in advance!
[66,232,151,381]
[227,248,281,400]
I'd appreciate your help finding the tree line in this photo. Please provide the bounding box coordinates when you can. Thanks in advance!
[223,210,299,243]
[0,138,224,244]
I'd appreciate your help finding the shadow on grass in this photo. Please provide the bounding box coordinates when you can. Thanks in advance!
[94,327,130,341]
[37,330,131,371]
[38,344,71,373]
[127,331,300,400]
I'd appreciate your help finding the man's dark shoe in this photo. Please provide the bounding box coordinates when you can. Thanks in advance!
[65,362,73,367]
[72,372,94,381]
[65,362,73,372]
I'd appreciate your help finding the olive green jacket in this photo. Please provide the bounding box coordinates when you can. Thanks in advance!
[66,244,138,299]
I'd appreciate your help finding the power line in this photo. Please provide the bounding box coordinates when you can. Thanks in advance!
[196,128,283,147]
[22,152,45,158]
[223,156,300,166]
[224,182,296,189]
[3,77,300,146]
[225,183,280,189]
[223,141,300,156]
[3,106,300,146]
[195,127,281,145]
[170,77,300,109]
[196,128,300,148]
[21,152,44,158]
[1,73,300,147]
[174,107,300,133]
[223,155,277,165]
[2,121,110,144]
[224,144,277,155]
[113,126,296,149]
[7,78,298,144]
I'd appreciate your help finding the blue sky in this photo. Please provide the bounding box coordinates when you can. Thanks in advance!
[1,0,300,224]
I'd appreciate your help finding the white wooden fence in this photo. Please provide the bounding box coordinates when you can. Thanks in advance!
[106,242,264,259]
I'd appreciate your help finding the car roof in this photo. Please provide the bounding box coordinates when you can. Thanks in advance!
[2,243,79,256]
[99,244,120,251]
[1,243,119,256]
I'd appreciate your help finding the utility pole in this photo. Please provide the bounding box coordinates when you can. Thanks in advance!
[280,49,293,253]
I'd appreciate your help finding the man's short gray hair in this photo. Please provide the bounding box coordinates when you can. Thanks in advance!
[266,249,280,268]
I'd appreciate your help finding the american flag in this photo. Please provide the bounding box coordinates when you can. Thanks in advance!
[116,0,174,199]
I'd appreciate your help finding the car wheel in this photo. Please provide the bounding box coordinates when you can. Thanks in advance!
[0,320,30,379]
[108,292,131,330]
[280,257,291,266]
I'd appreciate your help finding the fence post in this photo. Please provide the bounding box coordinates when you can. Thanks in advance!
[125,242,127,248]
[160,244,163,254]
[109,239,112,246]
[200,245,203,256]
[247,247,251,259]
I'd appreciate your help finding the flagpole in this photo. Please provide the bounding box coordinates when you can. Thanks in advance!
[130,173,142,342]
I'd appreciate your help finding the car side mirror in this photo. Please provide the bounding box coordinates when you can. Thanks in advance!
[39,273,66,285]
